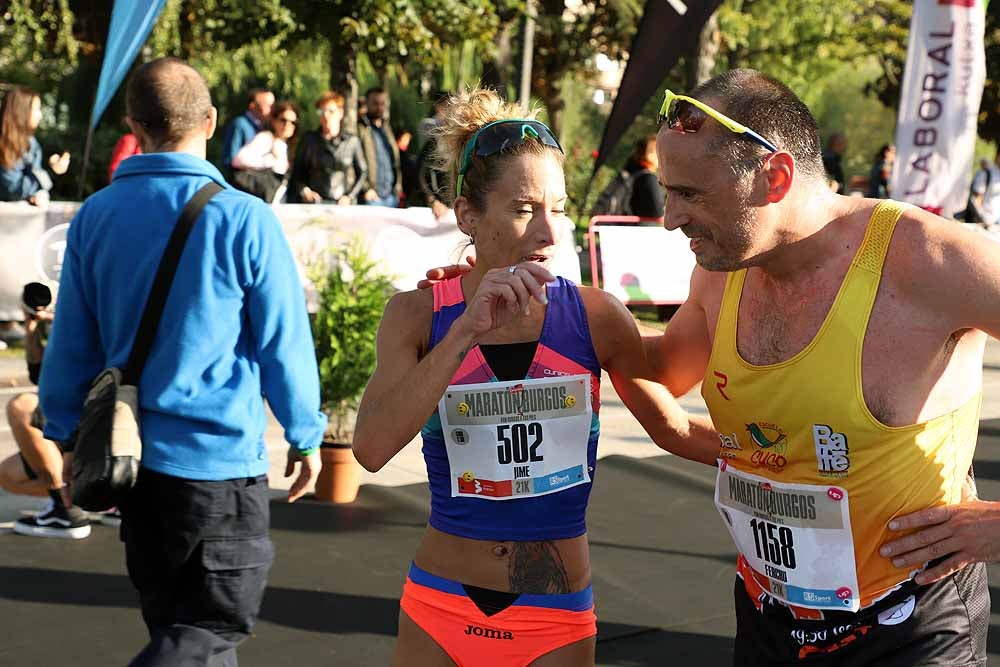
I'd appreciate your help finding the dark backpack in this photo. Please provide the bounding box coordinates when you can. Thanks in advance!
[591,169,639,217]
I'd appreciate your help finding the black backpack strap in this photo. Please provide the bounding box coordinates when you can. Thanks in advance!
[122,181,224,385]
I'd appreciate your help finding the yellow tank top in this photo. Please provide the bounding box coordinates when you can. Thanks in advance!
[703,200,980,609]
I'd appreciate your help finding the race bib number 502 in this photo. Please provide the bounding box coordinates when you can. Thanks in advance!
[439,375,592,500]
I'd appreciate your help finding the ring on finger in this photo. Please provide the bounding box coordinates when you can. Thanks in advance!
[507,265,517,274]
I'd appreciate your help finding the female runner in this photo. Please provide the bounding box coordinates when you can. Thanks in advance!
[353,88,717,667]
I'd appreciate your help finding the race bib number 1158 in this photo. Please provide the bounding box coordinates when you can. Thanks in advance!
[715,461,861,612]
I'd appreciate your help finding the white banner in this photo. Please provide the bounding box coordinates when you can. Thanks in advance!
[595,225,695,304]
[0,202,76,319]
[0,202,581,314]
[890,0,986,218]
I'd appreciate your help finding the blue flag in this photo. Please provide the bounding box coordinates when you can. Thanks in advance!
[89,0,167,129]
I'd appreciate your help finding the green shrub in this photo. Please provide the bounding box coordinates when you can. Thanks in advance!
[311,238,396,442]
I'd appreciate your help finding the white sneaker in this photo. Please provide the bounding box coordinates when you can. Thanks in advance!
[14,501,91,539]
[100,508,122,527]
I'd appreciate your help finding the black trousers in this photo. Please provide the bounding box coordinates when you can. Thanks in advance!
[734,563,989,666]
[121,468,274,667]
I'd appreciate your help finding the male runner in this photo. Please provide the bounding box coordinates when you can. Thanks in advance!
[626,68,1000,665]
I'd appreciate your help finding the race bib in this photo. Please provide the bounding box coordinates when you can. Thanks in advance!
[715,460,861,612]
[439,375,592,500]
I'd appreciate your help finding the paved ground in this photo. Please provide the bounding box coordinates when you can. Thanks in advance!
[2,343,1000,665]
[0,360,706,513]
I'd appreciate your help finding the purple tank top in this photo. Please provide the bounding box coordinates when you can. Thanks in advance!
[420,276,601,541]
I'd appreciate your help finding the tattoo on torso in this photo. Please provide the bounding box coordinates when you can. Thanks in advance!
[507,541,570,594]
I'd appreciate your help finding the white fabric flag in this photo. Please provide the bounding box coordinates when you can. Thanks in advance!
[890,0,986,217]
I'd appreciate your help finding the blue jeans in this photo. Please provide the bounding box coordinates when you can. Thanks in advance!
[122,469,274,666]
[365,192,399,208]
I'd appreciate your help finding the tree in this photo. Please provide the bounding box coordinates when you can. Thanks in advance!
[481,1,523,95]
[867,1,1000,145]
[717,0,910,102]
[0,0,82,88]
[528,0,643,135]
[282,0,498,127]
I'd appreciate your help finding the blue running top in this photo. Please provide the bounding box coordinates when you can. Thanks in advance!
[421,276,601,541]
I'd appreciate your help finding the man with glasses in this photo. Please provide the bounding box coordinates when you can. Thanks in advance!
[626,68,999,665]
[288,90,368,205]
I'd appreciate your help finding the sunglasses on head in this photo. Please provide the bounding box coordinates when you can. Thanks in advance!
[456,119,563,198]
[657,89,778,153]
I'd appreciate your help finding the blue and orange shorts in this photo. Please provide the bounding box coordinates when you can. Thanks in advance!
[399,563,597,667]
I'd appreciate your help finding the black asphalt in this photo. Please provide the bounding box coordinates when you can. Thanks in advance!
[3,431,1000,666]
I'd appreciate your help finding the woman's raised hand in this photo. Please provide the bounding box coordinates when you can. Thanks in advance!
[48,151,70,175]
[460,262,554,338]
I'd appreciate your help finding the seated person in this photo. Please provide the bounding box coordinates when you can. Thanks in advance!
[0,290,91,538]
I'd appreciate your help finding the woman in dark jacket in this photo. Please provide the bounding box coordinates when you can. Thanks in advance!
[865,143,895,199]
[288,90,367,204]
[0,87,69,205]
[624,135,664,218]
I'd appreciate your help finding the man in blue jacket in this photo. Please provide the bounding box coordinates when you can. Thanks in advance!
[220,87,274,175]
[39,57,325,666]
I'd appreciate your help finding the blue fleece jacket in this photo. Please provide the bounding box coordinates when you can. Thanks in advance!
[221,112,261,170]
[39,153,326,481]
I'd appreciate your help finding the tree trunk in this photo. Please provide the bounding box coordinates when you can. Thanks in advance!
[526,0,567,136]
[519,0,537,114]
[685,8,721,90]
[537,78,565,138]
[482,19,516,93]
[330,41,358,132]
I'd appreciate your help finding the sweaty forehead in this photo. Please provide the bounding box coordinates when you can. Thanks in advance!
[656,127,714,167]
[492,153,566,201]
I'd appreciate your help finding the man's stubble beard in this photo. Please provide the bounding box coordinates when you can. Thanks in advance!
[694,199,757,273]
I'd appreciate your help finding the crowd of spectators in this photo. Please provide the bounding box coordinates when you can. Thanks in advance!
[212,85,448,211]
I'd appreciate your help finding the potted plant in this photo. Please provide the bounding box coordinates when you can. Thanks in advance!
[311,237,396,502]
